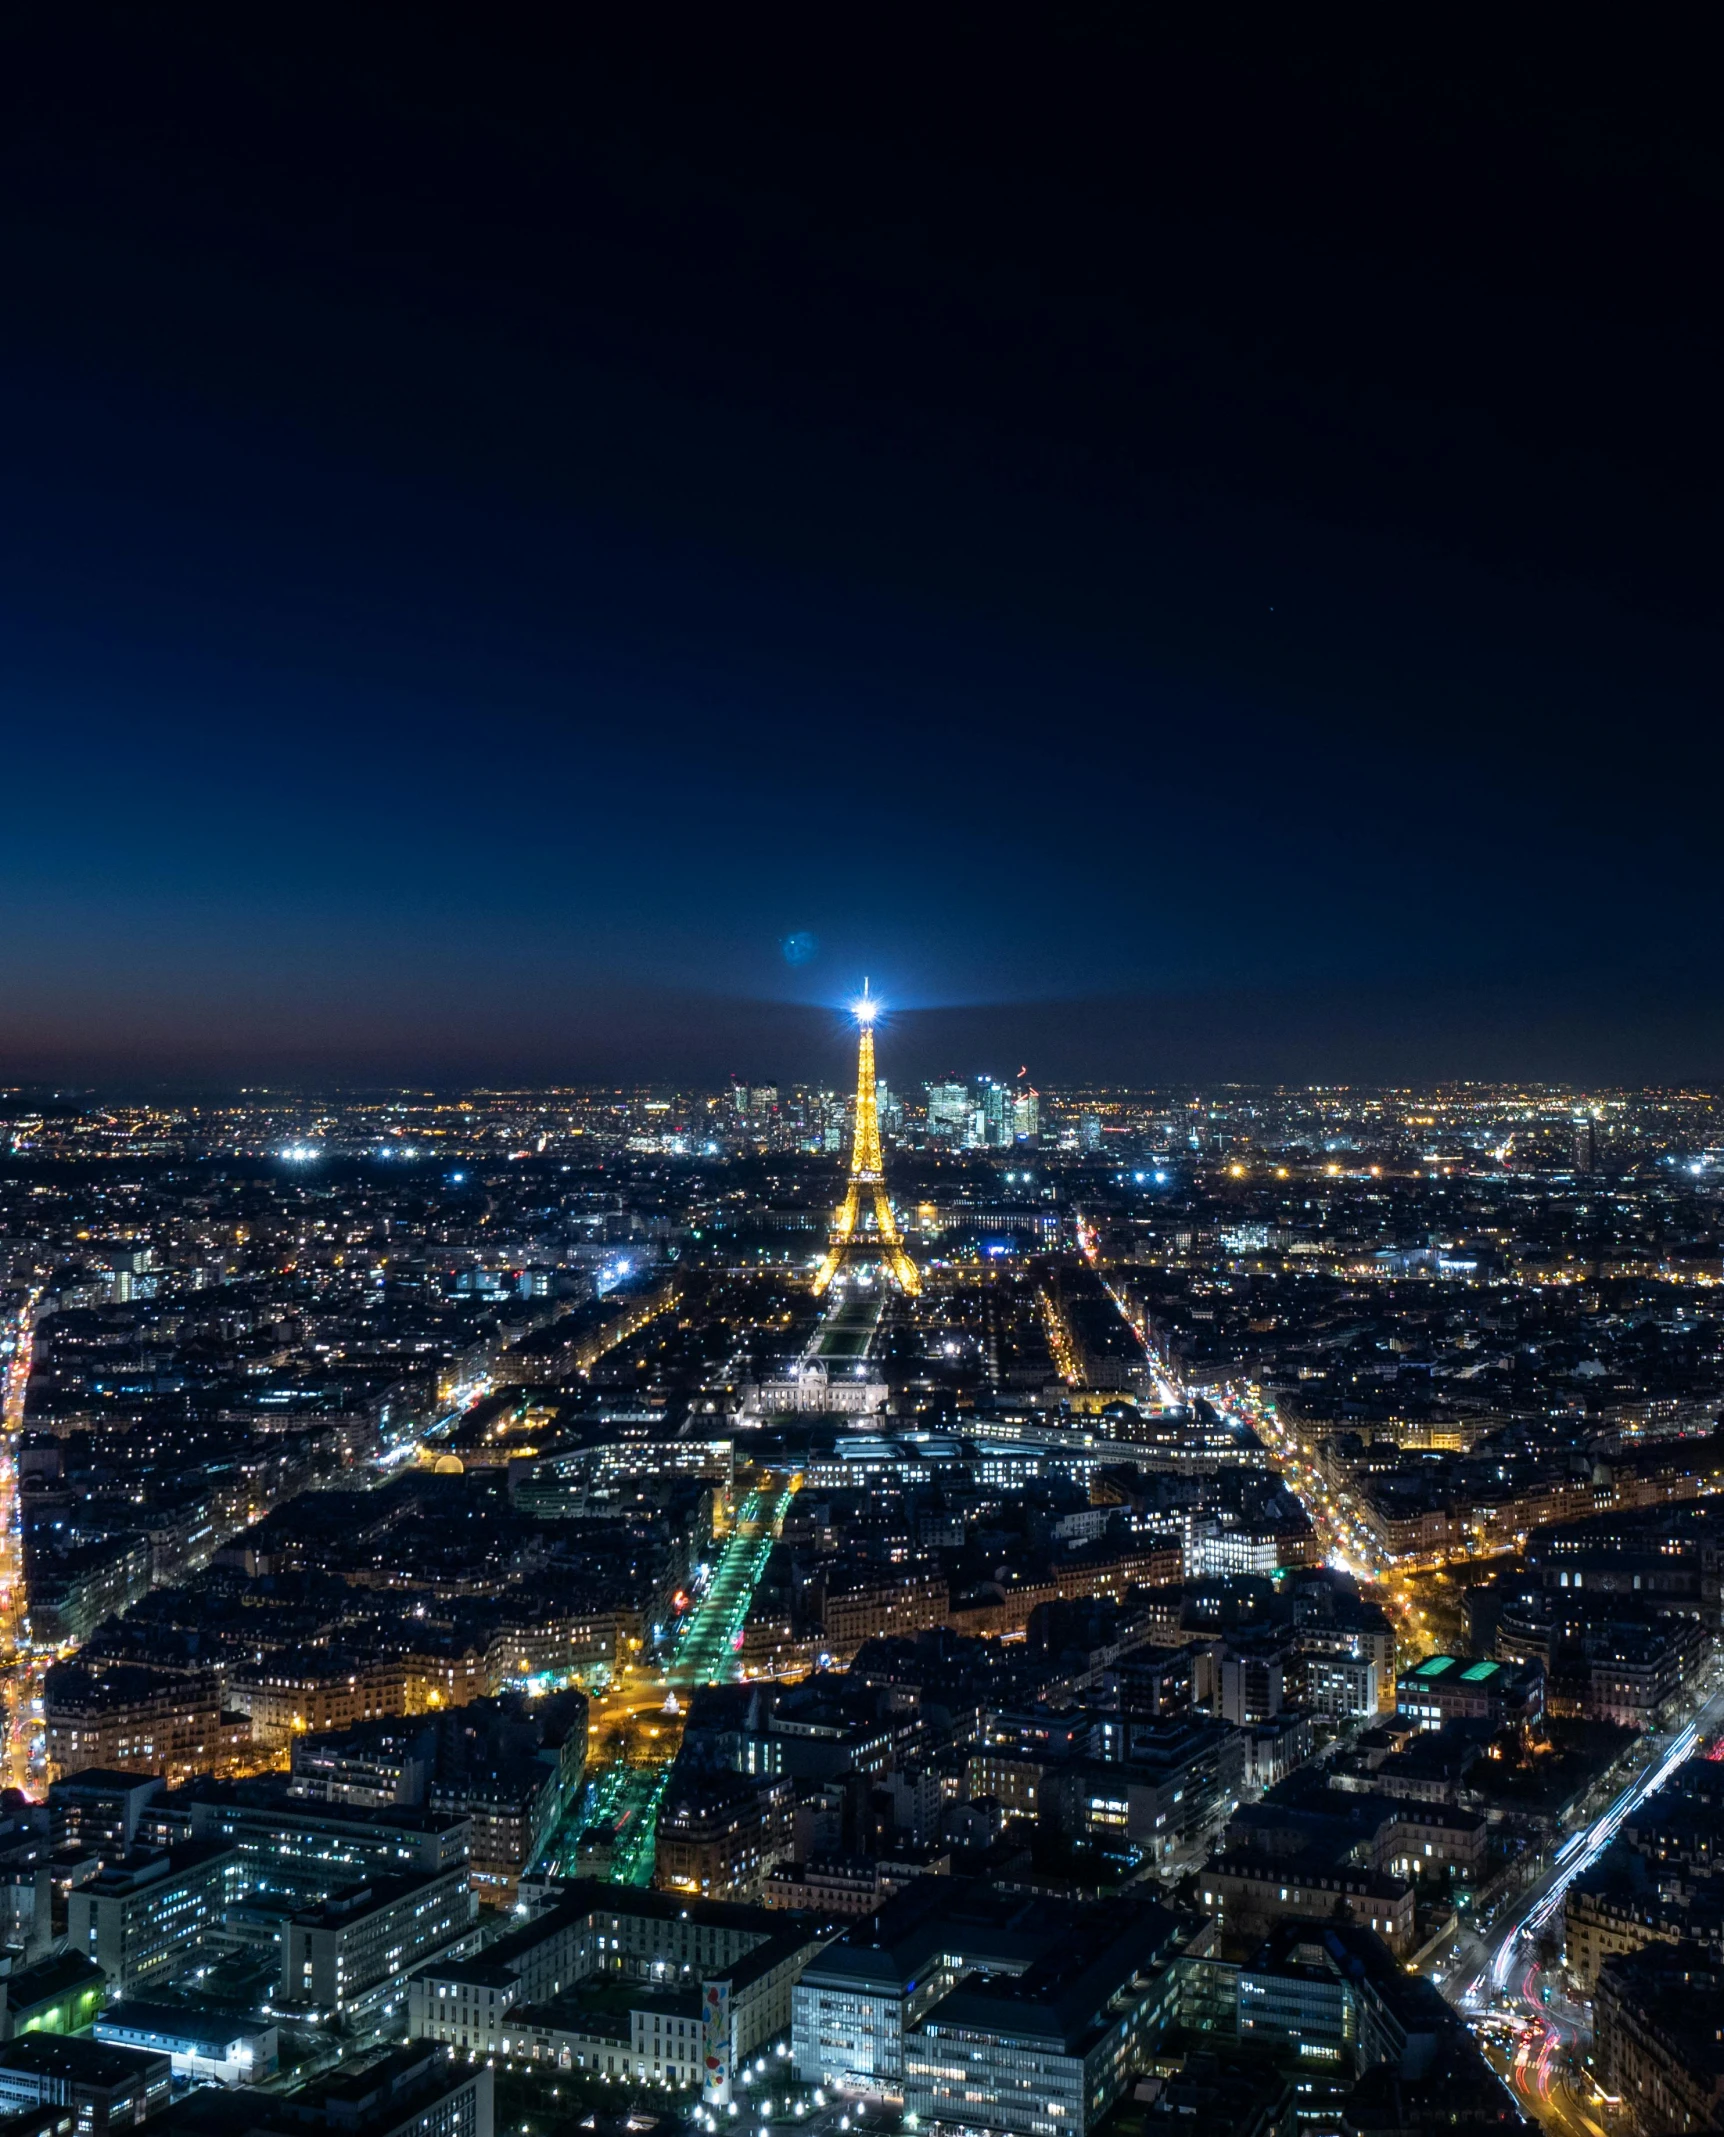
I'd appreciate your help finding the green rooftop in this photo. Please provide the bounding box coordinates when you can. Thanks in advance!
[1414,1655,1458,1678]
[0,1951,106,2039]
[1460,1660,1502,1682]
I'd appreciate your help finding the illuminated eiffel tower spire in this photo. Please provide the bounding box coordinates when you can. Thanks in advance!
[813,982,920,1296]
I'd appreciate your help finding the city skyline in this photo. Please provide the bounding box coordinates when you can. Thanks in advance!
[1,1052,1721,2132]
[7,14,1724,2111]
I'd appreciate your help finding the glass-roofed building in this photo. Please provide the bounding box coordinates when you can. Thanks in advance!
[1394,1652,1543,1732]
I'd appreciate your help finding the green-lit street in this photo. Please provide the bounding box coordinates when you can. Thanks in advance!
[807,1295,883,1364]
[531,1475,797,1887]
[666,1479,795,1690]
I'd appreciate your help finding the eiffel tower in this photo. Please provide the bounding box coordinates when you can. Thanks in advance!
[813,983,921,1296]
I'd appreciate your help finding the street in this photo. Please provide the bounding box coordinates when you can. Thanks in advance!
[0,1290,40,1791]
[1447,1670,1724,2132]
[1107,1279,1724,2134]
[532,1475,798,1886]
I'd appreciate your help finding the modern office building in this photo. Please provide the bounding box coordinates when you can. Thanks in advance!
[0,2034,172,2136]
[1038,1714,1244,1867]
[183,1790,471,1902]
[65,1846,237,1997]
[290,1720,435,1808]
[46,1772,163,1860]
[284,1866,475,2017]
[793,1905,1011,2095]
[901,1902,1208,2137]
[1304,1655,1379,1720]
[793,1879,1120,2100]
[1236,1921,1453,2075]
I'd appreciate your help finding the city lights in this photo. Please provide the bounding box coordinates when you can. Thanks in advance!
[0,1073,1717,2133]
[3,17,1709,2127]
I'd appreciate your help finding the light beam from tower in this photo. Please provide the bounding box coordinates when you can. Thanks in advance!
[812,982,920,1296]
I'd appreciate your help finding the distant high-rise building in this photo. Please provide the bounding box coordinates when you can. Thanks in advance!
[1012,1087,1039,1143]
[1573,1115,1597,1174]
[1079,1114,1102,1154]
[925,1083,969,1140]
[983,1082,1015,1148]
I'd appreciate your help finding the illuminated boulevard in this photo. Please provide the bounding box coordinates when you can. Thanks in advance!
[0,1290,37,1794]
[1443,1675,1724,2137]
[535,1472,799,1886]
[534,989,903,1883]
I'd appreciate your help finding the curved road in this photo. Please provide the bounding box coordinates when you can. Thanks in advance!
[1453,1676,1724,2133]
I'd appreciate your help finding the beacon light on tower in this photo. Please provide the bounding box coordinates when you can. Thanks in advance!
[812,980,920,1296]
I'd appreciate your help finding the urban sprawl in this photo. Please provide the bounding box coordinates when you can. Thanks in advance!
[0,1059,1721,2137]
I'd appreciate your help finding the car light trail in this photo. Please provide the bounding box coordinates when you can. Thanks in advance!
[1490,1717,1703,1990]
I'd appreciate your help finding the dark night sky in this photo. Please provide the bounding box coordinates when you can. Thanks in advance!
[1,12,1720,1087]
